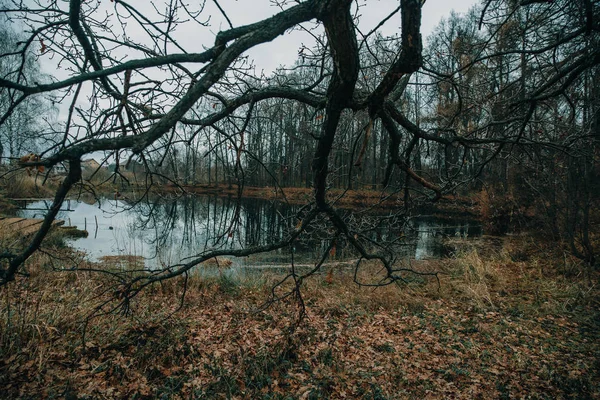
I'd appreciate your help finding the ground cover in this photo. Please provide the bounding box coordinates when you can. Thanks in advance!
[0,235,598,399]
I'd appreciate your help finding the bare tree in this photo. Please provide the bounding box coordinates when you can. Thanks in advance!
[418,0,599,261]
[0,0,427,290]
[0,0,598,297]
[0,10,56,162]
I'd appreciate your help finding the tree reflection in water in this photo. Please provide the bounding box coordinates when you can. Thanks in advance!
[19,196,482,270]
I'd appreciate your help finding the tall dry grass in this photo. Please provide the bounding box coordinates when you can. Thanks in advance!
[447,249,503,309]
[1,237,595,352]
[0,254,267,358]
[0,169,55,199]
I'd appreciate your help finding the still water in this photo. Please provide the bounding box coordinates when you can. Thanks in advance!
[19,196,481,269]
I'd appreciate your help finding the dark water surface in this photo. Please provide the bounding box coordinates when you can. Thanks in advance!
[19,196,481,269]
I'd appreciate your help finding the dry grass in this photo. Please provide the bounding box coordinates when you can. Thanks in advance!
[0,170,55,200]
[202,256,234,268]
[0,237,599,399]
[447,249,503,309]
[98,255,146,270]
[162,183,476,214]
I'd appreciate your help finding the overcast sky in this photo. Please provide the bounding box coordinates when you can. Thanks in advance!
[35,0,479,76]
[30,0,479,123]
[202,0,481,73]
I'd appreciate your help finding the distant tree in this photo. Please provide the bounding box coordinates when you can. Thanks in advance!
[0,10,56,163]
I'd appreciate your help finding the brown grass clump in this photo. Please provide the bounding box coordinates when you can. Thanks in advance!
[98,254,145,270]
[202,256,234,268]
[0,169,55,199]
[447,249,503,309]
[1,237,599,399]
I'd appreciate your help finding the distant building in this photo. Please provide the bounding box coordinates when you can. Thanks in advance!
[52,162,68,175]
[82,158,101,170]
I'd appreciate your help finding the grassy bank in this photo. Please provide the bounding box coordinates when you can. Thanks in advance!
[0,236,598,399]
[0,169,57,215]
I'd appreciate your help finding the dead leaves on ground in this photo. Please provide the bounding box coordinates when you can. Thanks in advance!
[1,256,599,399]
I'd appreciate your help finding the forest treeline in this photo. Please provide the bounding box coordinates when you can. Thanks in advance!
[147,0,598,263]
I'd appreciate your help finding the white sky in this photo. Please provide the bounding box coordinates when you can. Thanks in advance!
[32,0,479,77]
[29,0,479,125]
[176,0,480,74]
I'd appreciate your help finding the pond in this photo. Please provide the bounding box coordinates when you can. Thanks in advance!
[18,195,482,270]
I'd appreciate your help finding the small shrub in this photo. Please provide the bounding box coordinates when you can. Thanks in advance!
[216,273,240,295]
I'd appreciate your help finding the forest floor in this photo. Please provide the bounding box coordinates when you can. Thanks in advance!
[1,235,599,399]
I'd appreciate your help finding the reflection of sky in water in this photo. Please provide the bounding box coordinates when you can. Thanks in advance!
[19,199,152,260]
[19,198,482,268]
[19,197,290,268]
[411,218,477,260]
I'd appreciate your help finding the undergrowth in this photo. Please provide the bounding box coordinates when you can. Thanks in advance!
[0,237,598,399]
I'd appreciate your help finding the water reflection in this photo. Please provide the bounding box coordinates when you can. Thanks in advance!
[19,196,482,268]
[408,217,480,260]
